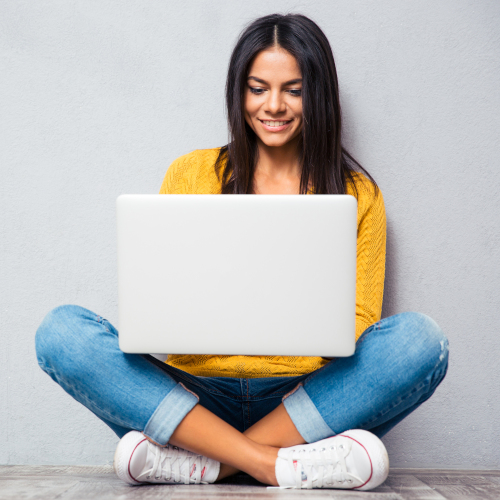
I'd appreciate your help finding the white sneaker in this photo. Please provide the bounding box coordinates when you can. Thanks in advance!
[113,431,220,485]
[275,429,389,490]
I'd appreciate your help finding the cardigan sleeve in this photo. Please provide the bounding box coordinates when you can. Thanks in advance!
[352,180,387,341]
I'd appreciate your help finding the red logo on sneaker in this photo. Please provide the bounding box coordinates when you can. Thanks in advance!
[190,464,206,479]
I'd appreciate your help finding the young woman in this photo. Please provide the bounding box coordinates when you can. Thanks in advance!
[35,14,449,491]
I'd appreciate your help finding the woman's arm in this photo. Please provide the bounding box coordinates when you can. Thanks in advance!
[350,178,387,341]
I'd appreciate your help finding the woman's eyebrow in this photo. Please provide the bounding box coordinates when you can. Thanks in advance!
[247,76,303,85]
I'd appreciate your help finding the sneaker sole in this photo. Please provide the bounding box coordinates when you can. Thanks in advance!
[113,431,147,485]
[341,429,389,490]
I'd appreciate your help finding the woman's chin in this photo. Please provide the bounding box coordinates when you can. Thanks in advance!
[258,135,297,149]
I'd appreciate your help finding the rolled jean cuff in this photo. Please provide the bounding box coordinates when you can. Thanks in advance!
[143,382,199,445]
[283,384,334,444]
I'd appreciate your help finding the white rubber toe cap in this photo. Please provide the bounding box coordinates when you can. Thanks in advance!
[340,429,389,490]
[113,431,148,485]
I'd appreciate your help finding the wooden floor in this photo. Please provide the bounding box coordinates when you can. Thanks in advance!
[0,465,499,499]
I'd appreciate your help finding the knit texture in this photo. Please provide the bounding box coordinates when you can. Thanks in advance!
[159,148,386,378]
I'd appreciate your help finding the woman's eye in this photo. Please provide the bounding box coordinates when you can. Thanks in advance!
[248,87,301,96]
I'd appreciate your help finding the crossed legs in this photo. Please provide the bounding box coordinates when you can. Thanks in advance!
[168,402,305,484]
[35,306,449,486]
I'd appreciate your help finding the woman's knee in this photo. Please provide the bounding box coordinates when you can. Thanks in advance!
[388,311,449,372]
[35,304,99,372]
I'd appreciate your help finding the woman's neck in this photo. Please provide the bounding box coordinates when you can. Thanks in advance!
[254,137,301,180]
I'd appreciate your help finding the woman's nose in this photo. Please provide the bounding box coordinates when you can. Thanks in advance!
[266,90,286,114]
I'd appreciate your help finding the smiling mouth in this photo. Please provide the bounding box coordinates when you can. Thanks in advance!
[259,119,292,127]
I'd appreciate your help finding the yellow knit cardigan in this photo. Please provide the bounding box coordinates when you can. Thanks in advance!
[159,148,386,378]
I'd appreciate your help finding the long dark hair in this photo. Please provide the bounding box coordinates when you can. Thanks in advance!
[214,13,377,196]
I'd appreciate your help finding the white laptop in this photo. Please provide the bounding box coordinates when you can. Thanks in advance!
[117,194,357,357]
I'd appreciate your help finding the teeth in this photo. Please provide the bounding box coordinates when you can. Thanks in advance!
[262,120,289,127]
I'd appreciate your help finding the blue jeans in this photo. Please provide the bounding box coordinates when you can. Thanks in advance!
[35,305,448,446]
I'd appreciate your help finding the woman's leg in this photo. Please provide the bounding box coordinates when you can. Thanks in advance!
[35,305,281,484]
[252,312,448,445]
[211,404,304,480]
[216,312,448,478]
[36,307,447,485]
[36,305,202,444]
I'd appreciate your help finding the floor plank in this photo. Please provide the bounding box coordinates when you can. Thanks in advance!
[172,488,333,499]
[59,481,178,500]
[171,488,403,499]
[432,483,500,500]
[415,474,494,486]
[384,474,446,499]
[487,475,500,485]
[0,478,78,500]
[0,466,499,500]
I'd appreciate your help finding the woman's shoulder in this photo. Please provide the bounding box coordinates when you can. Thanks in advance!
[160,147,223,194]
[346,171,385,221]
[173,147,222,168]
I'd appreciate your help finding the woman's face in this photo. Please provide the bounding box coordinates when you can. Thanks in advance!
[244,48,303,149]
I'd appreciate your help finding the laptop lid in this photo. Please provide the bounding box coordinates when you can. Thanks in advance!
[117,194,357,357]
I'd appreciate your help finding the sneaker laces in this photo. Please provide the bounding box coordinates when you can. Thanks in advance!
[146,442,210,484]
[278,439,363,489]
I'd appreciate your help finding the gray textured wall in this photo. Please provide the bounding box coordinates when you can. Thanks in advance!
[1,0,499,468]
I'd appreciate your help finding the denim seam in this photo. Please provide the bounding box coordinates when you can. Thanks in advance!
[358,365,447,428]
[144,383,199,445]
[432,362,448,387]
[94,315,110,334]
[144,435,169,448]
[355,321,379,348]
[246,379,250,428]
[178,382,200,401]
[38,360,56,375]
[167,371,223,395]
[283,385,335,442]
[173,374,230,397]
[281,382,303,402]
[362,385,421,425]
